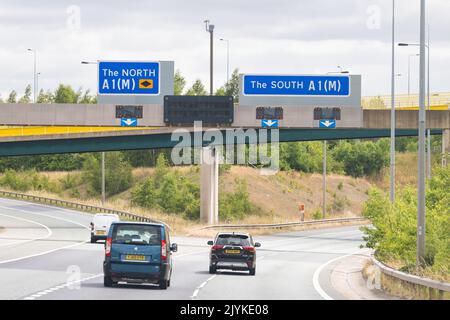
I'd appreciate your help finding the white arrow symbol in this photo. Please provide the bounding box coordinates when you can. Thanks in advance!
[123,119,136,126]
[321,120,334,127]
[264,120,277,127]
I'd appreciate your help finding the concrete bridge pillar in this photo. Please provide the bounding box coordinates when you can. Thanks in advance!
[200,147,219,225]
[442,129,450,168]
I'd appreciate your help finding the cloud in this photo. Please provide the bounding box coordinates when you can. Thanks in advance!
[0,0,449,99]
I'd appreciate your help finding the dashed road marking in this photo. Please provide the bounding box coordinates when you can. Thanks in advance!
[191,275,216,300]
[22,273,103,300]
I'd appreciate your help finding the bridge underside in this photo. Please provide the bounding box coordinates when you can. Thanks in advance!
[0,128,442,157]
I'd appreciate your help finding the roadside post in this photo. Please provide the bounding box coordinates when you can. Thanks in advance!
[298,203,305,221]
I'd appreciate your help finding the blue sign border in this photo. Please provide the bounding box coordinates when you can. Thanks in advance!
[98,61,161,96]
[243,74,351,97]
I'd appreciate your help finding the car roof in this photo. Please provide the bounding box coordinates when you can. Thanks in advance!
[111,221,165,228]
[216,232,251,237]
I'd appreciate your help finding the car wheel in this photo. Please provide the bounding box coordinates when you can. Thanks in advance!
[104,276,113,287]
[209,266,216,274]
[249,267,256,276]
[159,279,168,290]
[167,279,171,287]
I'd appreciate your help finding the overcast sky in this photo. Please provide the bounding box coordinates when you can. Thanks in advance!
[1,0,449,100]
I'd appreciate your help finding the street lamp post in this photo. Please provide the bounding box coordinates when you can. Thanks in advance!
[417,0,426,267]
[27,48,37,103]
[36,72,41,100]
[389,0,396,203]
[322,68,349,217]
[220,38,230,85]
[204,20,215,95]
[399,33,431,180]
[81,60,105,205]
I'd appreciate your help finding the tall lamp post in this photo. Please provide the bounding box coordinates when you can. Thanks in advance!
[204,20,215,95]
[389,0,396,203]
[27,48,37,103]
[399,31,431,180]
[417,0,426,267]
[81,60,105,206]
[323,68,350,217]
[36,72,41,100]
[220,38,230,85]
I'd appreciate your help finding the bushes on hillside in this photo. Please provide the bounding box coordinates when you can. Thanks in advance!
[332,140,389,177]
[219,179,254,220]
[82,152,132,196]
[0,154,85,172]
[361,166,450,279]
[132,154,200,219]
[0,169,58,192]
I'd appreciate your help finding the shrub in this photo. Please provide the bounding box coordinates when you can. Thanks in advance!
[332,140,389,178]
[82,152,132,197]
[131,154,200,220]
[361,166,450,279]
[219,179,253,220]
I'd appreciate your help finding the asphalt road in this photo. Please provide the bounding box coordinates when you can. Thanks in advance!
[0,197,366,300]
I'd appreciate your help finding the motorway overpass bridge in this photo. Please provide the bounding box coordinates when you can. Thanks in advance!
[0,103,448,225]
[0,104,448,157]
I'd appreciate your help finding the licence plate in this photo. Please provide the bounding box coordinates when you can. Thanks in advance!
[124,254,146,261]
[225,249,240,254]
[96,230,106,235]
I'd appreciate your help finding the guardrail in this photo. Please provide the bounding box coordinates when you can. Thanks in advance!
[200,217,368,230]
[372,256,450,294]
[0,190,162,224]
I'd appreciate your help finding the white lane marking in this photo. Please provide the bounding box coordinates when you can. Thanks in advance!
[0,203,90,264]
[0,212,52,247]
[22,273,103,300]
[312,248,371,300]
[0,241,87,265]
[0,204,89,230]
[191,275,216,300]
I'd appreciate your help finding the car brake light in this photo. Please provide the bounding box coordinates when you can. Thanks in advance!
[211,245,224,251]
[243,246,255,252]
[105,237,112,257]
[161,240,167,261]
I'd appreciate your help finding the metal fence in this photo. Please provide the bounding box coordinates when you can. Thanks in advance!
[0,190,161,224]
[200,217,368,230]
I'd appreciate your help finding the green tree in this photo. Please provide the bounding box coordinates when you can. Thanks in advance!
[214,86,226,96]
[186,79,207,96]
[7,90,17,103]
[174,70,186,95]
[224,68,240,102]
[78,89,96,104]
[37,89,54,103]
[82,152,133,197]
[54,84,77,103]
[18,84,32,103]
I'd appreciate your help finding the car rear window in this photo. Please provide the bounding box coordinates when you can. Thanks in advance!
[112,224,161,246]
[216,234,251,246]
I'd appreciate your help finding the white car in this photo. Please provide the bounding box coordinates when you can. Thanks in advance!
[90,213,120,243]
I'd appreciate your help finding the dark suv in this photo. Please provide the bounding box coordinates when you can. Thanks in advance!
[207,232,261,275]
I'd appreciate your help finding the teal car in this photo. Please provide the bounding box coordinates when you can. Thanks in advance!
[103,222,177,289]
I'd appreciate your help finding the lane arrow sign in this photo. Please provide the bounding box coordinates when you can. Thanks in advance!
[121,118,138,126]
[262,119,279,128]
[319,119,336,128]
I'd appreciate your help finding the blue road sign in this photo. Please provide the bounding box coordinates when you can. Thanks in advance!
[319,119,336,128]
[121,118,138,127]
[243,75,350,96]
[98,61,160,95]
[261,119,279,128]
